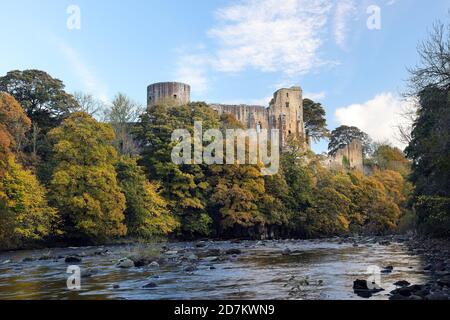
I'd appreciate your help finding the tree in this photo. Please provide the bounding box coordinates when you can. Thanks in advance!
[104,93,142,156]
[0,70,78,131]
[0,156,59,249]
[405,19,450,237]
[0,70,79,180]
[48,112,127,241]
[303,98,330,143]
[408,21,450,94]
[306,187,351,236]
[406,86,450,198]
[135,103,218,237]
[73,92,105,117]
[0,93,31,161]
[115,157,178,237]
[1,94,58,249]
[328,125,373,157]
[370,143,411,176]
[209,164,266,236]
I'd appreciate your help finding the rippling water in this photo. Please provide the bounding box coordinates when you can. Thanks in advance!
[0,239,429,300]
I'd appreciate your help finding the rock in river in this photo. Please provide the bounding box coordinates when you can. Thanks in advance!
[353,279,384,298]
[65,256,82,263]
[394,280,410,287]
[143,282,158,289]
[225,249,242,255]
[117,258,135,269]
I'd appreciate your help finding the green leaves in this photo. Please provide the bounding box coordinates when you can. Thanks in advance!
[328,125,372,157]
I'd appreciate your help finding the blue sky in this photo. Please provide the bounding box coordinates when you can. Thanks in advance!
[1,0,449,153]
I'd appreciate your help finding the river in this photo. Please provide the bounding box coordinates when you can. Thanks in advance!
[0,238,430,300]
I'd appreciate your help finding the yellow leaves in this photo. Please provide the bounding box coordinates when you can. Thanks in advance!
[49,113,127,240]
[0,155,58,246]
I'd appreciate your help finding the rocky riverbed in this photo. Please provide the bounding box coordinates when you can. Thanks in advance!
[0,236,444,300]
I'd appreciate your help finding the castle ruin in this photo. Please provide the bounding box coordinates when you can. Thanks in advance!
[146,81,363,170]
[147,82,306,148]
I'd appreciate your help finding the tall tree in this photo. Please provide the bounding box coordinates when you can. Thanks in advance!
[0,93,31,160]
[303,98,330,143]
[0,70,78,131]
[1,93,58,249]
[48,112,127,241]
[135,103,217,237]
[328,125,373,157]
[73,92,105,117]
[408,21,450,94]
[104,93,142,156]
[115,157,179,237]
[0,70,79,180]
[405,18,450,237]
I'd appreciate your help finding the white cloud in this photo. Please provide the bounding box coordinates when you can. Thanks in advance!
[174,52,210,95]
[56,40,109,103]
[304,91,326,100]
[335,92,415,149]
[208,0,334,76]
[333,0,357,49]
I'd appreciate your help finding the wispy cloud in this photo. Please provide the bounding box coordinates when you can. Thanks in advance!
[174,0,361,94]
[208,0,333,76]
[174,50,210,96]
[335,92,415,149]
[56,39,109,103]
[333,0,357,50]
[304,91,327,100]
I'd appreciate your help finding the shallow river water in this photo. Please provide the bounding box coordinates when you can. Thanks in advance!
[0,239,430,300]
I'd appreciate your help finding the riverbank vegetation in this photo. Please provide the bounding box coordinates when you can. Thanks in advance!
[1,18,449,250]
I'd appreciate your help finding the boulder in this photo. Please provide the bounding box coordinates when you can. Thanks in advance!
[117,258,134,269]
[353,279,384,298]
[225,249,242,255]
[198,249,221,258]
[394,280,411,287]
[282,248,292,256]
[65,256,82,263]
[195,242,207,248]
[381,266,394,274]
[184,265,197,273]
[143,282,158,289]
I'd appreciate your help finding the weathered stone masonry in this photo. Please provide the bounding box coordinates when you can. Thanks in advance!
[210,86,306,147]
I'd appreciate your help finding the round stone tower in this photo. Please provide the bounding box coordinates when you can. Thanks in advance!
[147,82,191,108]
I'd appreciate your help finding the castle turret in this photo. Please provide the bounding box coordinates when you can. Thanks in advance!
[147,82,191,108]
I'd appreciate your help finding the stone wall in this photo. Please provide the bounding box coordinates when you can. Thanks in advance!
[324,140,364,171]
[210,86,305,147]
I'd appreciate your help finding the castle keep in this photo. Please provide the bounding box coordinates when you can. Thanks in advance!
[147,82,191,107]
[147,82,306,147]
